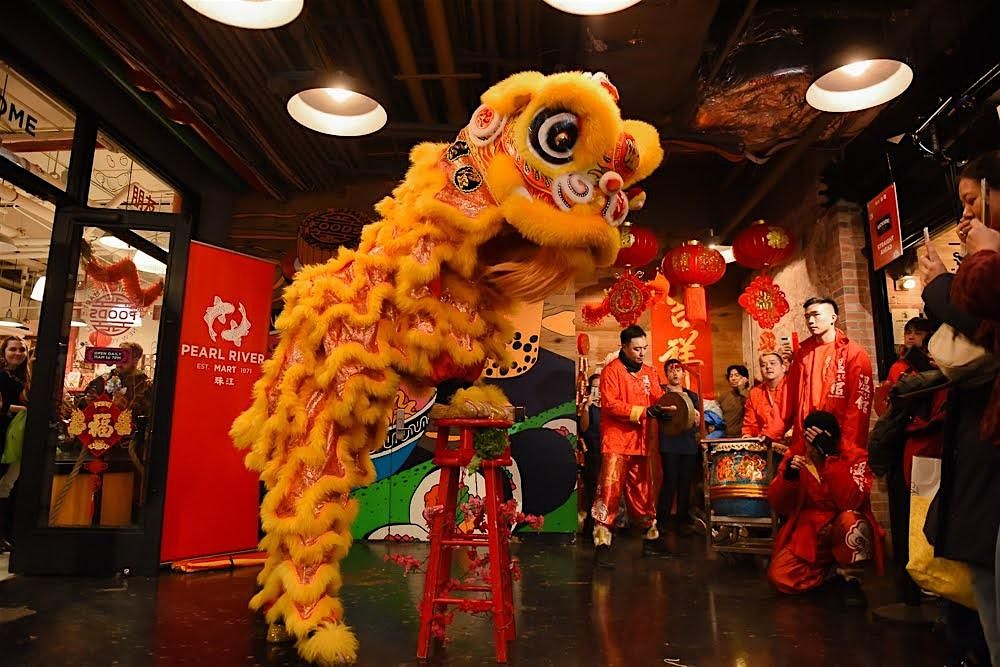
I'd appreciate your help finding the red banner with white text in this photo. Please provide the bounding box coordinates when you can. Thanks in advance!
[651,294,716,399]
[867,183,903,271]
[160,242,273,563]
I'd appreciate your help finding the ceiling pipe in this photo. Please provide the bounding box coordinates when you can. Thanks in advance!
[11,239,51,248]
[424,0,467,125]
[719,0,945,239]
[0,182,56,223]
[376,0,435,124]
[707,0,758,84]
[719,114,833,238]
[31,0,249,194]
[0,252,51,260]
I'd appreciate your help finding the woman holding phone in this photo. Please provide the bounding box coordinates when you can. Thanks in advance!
[918,151,1000,666]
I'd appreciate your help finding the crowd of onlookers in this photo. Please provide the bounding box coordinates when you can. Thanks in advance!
[577,151,1000,666]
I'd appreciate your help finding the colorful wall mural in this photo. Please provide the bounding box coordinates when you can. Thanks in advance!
[352,290,579,540]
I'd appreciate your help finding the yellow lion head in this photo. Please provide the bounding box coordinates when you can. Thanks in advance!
[433,71,663,301]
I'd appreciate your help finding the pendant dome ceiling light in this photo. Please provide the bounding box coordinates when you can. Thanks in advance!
[806,59,913,113]
[543,0,642,15]
[181,0,303,30]
[805,22,913,113]
[287,82,387,137]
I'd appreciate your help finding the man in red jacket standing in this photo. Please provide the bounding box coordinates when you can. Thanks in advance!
[742,352,788,437]
[592,325,671,566]
[766,410,883,606]
[766,297,874,453]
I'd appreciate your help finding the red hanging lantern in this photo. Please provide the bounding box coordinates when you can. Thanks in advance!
[660,241,725,323]
[732,220,795,270]
[614,225,659,268]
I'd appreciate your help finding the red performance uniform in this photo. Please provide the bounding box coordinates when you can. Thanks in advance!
[766,441,884,594]
[741,378,787,437]
[591,357,663,533]
[766,330,873,453]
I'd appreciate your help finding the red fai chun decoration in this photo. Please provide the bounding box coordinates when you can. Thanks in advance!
[66,394,135,518]
[738,274,790,329]
[613,224,658,268]
[759,330,778,353]
[582,270,655,327]
[68,394,134,457]
[84,257,164,308]
[660,240,725,323]
[732,220,795,270]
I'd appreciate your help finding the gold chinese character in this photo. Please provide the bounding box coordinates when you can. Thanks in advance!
[88,413,114,438]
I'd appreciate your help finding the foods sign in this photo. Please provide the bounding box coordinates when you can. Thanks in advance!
[86,286,142,337]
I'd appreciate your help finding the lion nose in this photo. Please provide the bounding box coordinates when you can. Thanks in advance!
[599,171,623,195]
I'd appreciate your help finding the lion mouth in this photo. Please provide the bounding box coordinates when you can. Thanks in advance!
[477,222,592,303]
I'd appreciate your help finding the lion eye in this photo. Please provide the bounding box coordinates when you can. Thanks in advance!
[529,110,578,165]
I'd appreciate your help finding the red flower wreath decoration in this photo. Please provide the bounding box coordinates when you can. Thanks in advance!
[738,274,789,330]
[84,257,165,308]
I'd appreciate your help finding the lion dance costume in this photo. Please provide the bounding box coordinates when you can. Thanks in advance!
[231,71,663,664]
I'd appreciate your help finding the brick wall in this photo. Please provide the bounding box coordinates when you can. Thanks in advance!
[823,203,890,538]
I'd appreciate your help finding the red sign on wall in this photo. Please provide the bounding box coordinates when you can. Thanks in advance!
[867,183,903,271]
[160,242,274,563]
[650,294,716,399]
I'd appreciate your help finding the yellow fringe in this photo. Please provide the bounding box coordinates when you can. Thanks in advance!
[231,70,663,665]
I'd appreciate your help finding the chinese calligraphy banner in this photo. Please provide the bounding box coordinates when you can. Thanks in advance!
[651,294,716,399]
[160,242,274,563]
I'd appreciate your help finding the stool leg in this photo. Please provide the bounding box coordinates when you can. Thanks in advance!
[490,466,515,642]
[499,512,516,642]
[417,461,460,658]
[483,465,510,662]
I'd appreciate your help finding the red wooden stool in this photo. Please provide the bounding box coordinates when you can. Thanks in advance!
[416,418,516,663]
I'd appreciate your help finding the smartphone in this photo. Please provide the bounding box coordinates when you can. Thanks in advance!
[982,178,991,226]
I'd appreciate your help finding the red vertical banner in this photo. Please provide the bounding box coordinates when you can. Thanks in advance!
[160,242,274,563]
[867,183,903,271]
[651,294,716,399]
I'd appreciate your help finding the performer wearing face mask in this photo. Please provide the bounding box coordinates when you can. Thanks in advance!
[765,297,874,453]
[766,410,884,607]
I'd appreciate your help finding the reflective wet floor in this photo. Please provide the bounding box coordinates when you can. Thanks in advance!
[0,537,947,666]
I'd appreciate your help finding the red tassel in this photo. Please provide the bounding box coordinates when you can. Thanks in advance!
[684,286,708,323]
[582,302,611,326]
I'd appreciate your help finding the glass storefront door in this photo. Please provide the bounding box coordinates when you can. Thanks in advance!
[13,206,190,575]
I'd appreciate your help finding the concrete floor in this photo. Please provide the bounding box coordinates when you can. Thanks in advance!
[0,536,948,666]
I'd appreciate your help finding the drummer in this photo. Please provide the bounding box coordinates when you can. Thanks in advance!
[742,352,788,437]
[657,359,702,537]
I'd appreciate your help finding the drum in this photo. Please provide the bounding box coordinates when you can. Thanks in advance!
[657,390,697,436]
[706,438,771,518]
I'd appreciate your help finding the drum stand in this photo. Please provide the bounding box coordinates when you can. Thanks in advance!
[701,438,778,558]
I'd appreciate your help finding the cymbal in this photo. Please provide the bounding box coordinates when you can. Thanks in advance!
[657,390,696,436]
